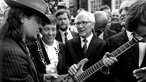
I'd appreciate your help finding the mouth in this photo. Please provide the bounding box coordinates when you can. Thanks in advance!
[78,29,85,32]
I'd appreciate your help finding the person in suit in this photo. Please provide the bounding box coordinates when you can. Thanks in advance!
[102,0,146,82]
[0,0,57,82]
[66,10,115,82]
[55,9,78,44]
[94,11,117,40]
[27,14,67,76]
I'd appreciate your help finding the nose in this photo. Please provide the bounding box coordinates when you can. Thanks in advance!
[77,23,84,29]
[120,10,127,17]
[61,19,65,23]
[47,30,53,36]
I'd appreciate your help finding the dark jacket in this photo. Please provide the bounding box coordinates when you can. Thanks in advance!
[107,30,146,82]
[65,35,108,82]
[0,38,42,82]
[27,39,67,75]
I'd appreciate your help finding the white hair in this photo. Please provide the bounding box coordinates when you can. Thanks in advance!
[75,11,95,23]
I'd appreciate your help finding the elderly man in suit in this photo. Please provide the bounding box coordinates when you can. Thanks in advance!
[0,0,57,82]
[65,11,114,82]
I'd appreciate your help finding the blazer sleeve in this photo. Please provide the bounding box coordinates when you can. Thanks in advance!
[2,46,36,82]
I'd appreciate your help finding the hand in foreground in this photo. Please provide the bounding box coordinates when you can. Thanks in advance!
[133,67,146,82]
[68,64,78,75]
[44,73,58,80]
[102,52,118,67]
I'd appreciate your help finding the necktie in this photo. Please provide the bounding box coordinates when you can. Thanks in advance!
[83,38,88,54]
[64,32,68,43]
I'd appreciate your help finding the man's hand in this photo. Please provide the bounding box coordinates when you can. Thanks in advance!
[133,67,146,82]
[44,73,58,81]
[102,52,118,67]
[68,64,78,75]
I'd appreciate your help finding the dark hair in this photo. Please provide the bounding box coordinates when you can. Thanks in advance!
[42,14,56,26]
[126,0,146,32]
[55,9,71,19]
[0,7,41,41]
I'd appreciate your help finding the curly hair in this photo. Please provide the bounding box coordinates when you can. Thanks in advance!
[126,0,146,32]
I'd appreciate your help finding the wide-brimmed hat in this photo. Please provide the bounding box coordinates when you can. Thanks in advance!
[4,0,50,23]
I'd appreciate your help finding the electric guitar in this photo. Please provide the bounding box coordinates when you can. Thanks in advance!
[47,35,144,82]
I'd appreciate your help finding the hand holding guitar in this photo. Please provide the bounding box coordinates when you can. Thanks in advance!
[44,73,58,81]
[133,67,146,82]
[68,64,78,75]
[102,52,118,67]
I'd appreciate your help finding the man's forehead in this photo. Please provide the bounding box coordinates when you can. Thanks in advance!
[120,1,131,9]
[76,15,89,21]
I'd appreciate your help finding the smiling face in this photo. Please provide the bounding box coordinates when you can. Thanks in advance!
[41,24,57,45]
[75,15,94,38]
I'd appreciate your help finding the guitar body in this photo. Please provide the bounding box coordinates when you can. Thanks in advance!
[47,58,88,82]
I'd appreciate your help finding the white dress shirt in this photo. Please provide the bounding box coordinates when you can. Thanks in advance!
[42,39,59,73]
[59,29,73,44]
[126,30,145,67]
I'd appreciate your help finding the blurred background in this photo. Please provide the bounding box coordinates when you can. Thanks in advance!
[0,0,134,26]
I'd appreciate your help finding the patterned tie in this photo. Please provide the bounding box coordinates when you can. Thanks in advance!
[64,32,68,43]
[83,38,88,54]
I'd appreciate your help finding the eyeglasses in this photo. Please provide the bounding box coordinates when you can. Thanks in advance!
[75,21,92,26]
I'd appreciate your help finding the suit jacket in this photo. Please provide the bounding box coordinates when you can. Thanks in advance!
[0,38,41,82]
[27,39,67,75]
[56,30,78,43]
[107,30,146,82]
[103,26,117,40]
[65,35,108,82]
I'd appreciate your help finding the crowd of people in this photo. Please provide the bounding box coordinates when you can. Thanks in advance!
[0,0,146,82]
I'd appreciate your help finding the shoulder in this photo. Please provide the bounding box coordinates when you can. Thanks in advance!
[70,31,79,37]
[0,39,26,59]
[108,30,126,41]
[0,39,21,51]
[94,35,106,44]
[58,41,65,47]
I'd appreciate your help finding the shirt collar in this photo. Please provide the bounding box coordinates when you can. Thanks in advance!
[80,33,93,43]
[126,30,133,40]
[42,39,58,49]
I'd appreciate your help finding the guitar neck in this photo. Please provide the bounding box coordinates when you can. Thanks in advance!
[76,37,139,82]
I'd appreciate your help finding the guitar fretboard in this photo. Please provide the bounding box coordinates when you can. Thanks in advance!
[76,37,139,82]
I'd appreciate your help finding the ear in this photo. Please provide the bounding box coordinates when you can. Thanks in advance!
[20,16,28,24]
[21,18,25,24]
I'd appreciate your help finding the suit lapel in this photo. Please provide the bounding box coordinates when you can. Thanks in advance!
[85,35,97,58]
[39,39,50,64]
[56,31,63,42]
[120,31,139,65]
[141,54,146,67]
[74,37,84,59]
[13,39,39,80]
